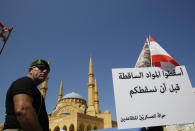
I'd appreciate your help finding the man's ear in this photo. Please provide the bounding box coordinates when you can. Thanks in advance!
[28,67,33,74]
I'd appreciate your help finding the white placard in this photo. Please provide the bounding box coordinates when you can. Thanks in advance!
[112,66,195,129]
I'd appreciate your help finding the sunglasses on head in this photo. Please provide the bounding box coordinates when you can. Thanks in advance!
[34,65,50,72]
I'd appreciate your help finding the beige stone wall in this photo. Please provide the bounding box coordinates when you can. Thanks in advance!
[166,124,195,131]
[49,113,77,131]
[52,98,87,116]
[77,113,104,131]
[112,121,117,128]
[0,123,4,131]
[49,113,106,131]
[96,112,116,129]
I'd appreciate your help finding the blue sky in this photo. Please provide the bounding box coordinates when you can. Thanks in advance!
[0,0,195,131]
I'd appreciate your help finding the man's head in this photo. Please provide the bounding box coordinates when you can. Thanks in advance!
[28,59,50,85]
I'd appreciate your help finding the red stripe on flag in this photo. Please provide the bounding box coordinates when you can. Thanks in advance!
[153,62,161,67]
[149,35,155,42]
[152,55,180,66]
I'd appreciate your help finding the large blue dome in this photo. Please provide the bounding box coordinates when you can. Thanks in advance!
[62,92,84,99]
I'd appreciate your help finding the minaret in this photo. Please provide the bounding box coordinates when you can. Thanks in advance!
[40,61,50,100]
[87,57,96,115]
[135,38,151,68]
[58,80,63,101]
[94,77,100,113]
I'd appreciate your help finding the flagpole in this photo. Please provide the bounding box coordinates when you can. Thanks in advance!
[0,42,6,55]
[148,35,153,67]
[0,27,13,55]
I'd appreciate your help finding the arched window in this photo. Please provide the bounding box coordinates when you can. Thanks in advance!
[87,125,91,131]
[69,124,74,131]
[94,126,98,130]
[78,123,84,131]
[54,126,60,131]
[63,125,67,131]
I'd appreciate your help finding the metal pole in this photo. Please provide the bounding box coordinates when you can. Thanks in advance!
[0,27,13,55]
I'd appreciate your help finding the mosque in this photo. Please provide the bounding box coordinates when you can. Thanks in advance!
[39,57,117,131]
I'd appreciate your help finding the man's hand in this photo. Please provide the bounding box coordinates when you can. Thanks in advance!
[13,94,43,131]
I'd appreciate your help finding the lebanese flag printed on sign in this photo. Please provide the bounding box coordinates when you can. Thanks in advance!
[148,35,180,69]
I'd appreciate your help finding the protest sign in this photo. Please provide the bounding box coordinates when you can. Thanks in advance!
[112,66,195,129]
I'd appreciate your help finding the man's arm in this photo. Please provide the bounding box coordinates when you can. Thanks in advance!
[13,94,43,131]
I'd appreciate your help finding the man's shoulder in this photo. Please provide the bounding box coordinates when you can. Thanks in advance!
[13,76,33,84]
[15,76,32,81]
[11,76,35,89]
[10,76,36,96]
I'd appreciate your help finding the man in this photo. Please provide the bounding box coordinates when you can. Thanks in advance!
[3,59,50,131]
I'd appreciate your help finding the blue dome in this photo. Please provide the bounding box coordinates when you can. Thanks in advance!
[62,92,84,99]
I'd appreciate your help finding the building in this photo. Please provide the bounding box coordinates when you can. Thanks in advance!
[165,124,195,131]
[0,124,4,131]
[40,57,117,131]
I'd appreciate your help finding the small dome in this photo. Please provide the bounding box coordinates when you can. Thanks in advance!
[62,92,84,99]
